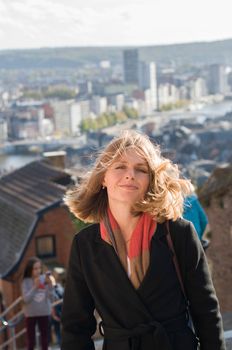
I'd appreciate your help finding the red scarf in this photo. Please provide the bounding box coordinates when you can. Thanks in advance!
[100,208,157,289]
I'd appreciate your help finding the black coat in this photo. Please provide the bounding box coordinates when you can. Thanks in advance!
[61,218,225,350]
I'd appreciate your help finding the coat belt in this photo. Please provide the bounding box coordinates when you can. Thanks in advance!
[99,313,188,350]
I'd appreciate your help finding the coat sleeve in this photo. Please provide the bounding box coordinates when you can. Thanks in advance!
[61,235,96,350]
[195,199,208,239]
[183,221,225,350]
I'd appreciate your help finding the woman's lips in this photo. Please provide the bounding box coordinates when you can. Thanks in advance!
[119,184,138,190]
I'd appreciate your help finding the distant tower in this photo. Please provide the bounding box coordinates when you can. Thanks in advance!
[123,49,139,84]
[138,61,158,110]
[208,64,227,95]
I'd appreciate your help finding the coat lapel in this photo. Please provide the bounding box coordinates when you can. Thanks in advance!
[137,222,167,293]
[93,223,168,322]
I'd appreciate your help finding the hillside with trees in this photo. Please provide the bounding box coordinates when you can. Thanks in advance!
[0,38,232,69]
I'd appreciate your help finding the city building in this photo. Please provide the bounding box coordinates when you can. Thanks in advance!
[91,95,108,116]
[208,64,228,95]
[9,107,45,140]
[78,81,93,96]
[51,100,87,136]
[138,61,158,111]
[108,93,125,111]
[70,102,83,135]
[158,83,179,107]
[123,49,139,84]
[50,100,72,136]
[189,78,208,101]
[0,118,8,141]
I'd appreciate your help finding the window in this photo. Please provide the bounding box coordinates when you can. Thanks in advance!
[36,235,56,258]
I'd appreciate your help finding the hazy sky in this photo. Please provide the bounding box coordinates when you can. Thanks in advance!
[0,0,231,50]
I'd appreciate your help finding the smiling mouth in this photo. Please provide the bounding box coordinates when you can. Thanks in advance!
[120,185,138,190]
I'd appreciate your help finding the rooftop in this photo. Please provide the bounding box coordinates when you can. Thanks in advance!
[0,160,71,279]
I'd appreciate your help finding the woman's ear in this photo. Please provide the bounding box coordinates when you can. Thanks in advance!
[102,176,106,187]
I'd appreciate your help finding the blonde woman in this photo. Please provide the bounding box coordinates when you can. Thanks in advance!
[61,130,225,350]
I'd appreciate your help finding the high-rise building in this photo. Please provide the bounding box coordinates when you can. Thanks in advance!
[138,61,158,110]
[123,49,139,84]
[208,64,228,95]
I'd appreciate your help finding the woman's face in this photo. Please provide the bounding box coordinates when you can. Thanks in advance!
[103,148,150,207]
[32,261,42,278]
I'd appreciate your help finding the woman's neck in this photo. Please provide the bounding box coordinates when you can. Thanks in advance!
[108,202,140,241]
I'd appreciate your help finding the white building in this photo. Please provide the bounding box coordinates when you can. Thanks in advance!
[178,85,189,100]
[0,118,8,141]
[51,99,91,136]
[143,89,153,115]
[138,61,158,110]
[109,94,125,111]
[70,103,83,135]
[158,83,179,107]
[99,60,111,69]
[189,78,208,101]
[50,100,73,136]
[40,118,54,137]
[91,96,108,115]
[79,100,91,119]
[125,98,139,111]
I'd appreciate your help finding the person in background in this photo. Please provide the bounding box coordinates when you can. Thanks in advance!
[21,257,54,350]
[183,193,210,250]
[61,130,225,350]
[49,272,64,346]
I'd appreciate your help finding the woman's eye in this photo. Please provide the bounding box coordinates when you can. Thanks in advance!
[137,168,148,173]
[115,165,125,169]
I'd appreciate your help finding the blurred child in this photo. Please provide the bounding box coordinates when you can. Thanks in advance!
[21,257,54,350]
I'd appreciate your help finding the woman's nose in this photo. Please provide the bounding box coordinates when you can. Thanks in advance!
[125,168,135,179]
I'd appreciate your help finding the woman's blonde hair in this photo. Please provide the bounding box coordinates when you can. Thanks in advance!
[64,130,193,223]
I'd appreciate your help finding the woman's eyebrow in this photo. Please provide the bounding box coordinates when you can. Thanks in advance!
[114,160,148,166]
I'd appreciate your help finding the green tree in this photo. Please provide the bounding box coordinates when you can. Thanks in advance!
[116,111,127,123]
[80,118,92,132]
[123,106,138,119]
[98,114,108,129]
[105,112,117,125]
[22,90,42,99]
[44,88,76,100]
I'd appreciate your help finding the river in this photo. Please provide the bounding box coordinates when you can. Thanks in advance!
[190,99,232,117]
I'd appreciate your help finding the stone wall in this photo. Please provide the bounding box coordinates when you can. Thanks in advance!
[204,188,232,313]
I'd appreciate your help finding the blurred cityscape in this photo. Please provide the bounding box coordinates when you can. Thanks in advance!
[0,41,232,185]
